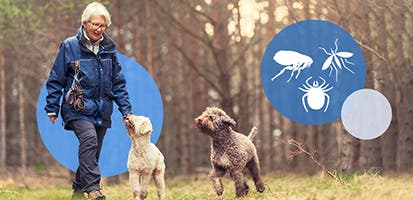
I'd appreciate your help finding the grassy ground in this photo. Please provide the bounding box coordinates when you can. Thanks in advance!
[1,172,413,200]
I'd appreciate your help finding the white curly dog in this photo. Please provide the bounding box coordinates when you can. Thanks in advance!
[125,115,166,200]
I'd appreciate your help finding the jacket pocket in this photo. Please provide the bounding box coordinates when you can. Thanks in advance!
[78,98,97,116]
[100,58,113,89]
[71,59,99,88]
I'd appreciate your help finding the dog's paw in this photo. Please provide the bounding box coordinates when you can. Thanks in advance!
[235,190,248,198]
[244,183,249,195]
[140,191,148,199]
[235,184,249,198]
[257,183,265,193]
[244,182,250,192]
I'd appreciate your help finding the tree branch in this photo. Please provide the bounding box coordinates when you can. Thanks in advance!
[356,39,390,66]
[282,138,349,186]
[172,43,225,98]
[153,0,214,49]
[177,0,217,26]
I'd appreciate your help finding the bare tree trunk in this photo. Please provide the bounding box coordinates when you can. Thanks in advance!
[397,2,413,172]
[0,49,5,168]
[163,15,180,175]
[18,61,26,175]
[277,115,287,170]
[184,68,193,175]
[181,43,192,175]
[133,15,142,61]
[337,121,360,173]
[369,3,397,172]
[286,0,298,23]
[306,125,317,174]
[302,0,310,20]
[356,2,383,172]
[192,57,204,170]
[330,0,361,174]
[145,0,154,75]
[266,0,279,172]
[269,109,280,171]
[386,2,413,172]
[237,51,249,132]
[316,124,332,169]
[188,18,203,174]
[258,82,267,173]
[234,0,250,134]
[113,0,124,51]
[211,0,233,116]
[284,120,298,169]
[175,29,190,175]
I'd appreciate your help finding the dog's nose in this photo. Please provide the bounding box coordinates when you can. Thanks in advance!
[194,118,201,126]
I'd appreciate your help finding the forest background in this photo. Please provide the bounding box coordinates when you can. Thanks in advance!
[0,0,412,186]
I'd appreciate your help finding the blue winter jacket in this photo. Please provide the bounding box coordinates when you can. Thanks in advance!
[44,27,132,129]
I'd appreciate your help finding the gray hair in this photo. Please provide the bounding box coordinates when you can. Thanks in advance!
[81,2,111,27]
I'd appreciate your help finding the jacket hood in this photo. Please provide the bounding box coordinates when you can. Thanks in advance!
[75,26,117,54]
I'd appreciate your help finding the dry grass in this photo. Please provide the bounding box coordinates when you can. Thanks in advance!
[1,169,413,200]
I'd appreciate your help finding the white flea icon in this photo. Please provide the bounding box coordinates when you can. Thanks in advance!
[319,38,355,82]
[299,76,333,112]
[271,50,313,82]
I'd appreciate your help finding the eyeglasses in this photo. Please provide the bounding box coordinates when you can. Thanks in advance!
[88,21,108,30]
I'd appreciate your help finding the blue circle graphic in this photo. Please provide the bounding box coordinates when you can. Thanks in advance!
[36,53,164,176]
[261,20,366,125]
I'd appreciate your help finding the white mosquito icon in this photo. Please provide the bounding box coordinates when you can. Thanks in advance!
[319,38,355,82]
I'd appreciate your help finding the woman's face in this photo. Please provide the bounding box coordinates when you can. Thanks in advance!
[83,15,107,42]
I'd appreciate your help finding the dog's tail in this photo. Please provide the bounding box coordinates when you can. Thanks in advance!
[248,126,258,141]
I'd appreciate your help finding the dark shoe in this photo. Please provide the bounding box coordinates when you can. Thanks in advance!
[71,190,86,200]
[87,190,106,200]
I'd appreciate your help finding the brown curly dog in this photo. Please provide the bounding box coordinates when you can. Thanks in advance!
[194,107,265,198]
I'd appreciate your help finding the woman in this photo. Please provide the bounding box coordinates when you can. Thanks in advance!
[44,2,131,199]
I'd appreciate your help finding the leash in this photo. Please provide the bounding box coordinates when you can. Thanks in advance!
[65,60,85,112]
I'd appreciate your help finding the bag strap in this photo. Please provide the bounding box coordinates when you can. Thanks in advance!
[66,36,81,81]
[74,60,80,80]
[64,37,82,89]
[66,36,81,60]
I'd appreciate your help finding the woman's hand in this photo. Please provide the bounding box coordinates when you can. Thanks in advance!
[48,115,58,124]
[123,114,131,124]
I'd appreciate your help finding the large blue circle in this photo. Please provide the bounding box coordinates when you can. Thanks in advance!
[36,53,164,176]
[261,20,366,125]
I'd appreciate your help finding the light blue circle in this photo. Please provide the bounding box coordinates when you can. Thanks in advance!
[36,53,164,176]
[261,20,366,125]
[341,89,392,140]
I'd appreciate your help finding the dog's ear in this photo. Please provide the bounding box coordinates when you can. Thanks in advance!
[140,118,153,135]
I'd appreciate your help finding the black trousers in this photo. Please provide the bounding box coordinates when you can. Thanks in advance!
[69,120,107,192]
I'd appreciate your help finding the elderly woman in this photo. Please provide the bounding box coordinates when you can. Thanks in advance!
[44,2,131,199]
